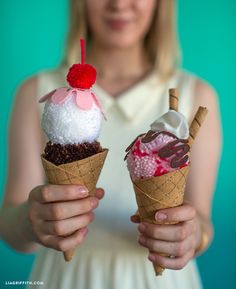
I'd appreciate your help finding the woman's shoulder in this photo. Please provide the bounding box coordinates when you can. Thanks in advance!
[15,67,67,106]
[176,69,216,93]
[175,69,219,123]
[17,76,37,96]
[175,69,217,101]
[37,67,66,83]
[19,67,64,92]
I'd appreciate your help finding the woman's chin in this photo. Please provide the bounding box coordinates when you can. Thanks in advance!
[97,34,142,50]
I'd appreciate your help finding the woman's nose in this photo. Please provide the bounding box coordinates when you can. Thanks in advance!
[108,0,132,10]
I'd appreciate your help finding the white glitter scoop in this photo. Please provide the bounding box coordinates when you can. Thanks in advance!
[41,94,102,145]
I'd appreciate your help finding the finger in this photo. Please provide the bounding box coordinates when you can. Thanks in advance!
[155,203,196,223]
[138,221,194,242]
[37,197,99,220]
[130,214,141,223]
[138,234,193,257]
[40,212,94,236]
[42,227,88,252]
[94,188,105,200]
[31,185,89,203]
[148,249,195,270]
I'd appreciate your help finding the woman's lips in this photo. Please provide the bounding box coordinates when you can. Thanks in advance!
[106,18,133,30]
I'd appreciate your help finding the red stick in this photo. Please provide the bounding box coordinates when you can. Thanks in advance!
[80,38,85,64]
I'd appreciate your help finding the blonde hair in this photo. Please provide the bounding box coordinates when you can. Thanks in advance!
[62,0,181,78]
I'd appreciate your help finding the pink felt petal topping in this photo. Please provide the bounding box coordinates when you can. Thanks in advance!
[38,89,56,103]
[91,92,107,120]
[75,89,93,110]
[51,87,71,104]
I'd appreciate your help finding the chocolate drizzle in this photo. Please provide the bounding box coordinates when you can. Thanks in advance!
[124,133,145,160]
[141,130,160,143]
[125,130,190,168]
[158,139,190,168]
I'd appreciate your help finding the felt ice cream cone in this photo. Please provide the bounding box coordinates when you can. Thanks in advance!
[132,166,189,275]
[63,249,75,262]
[126,88,208,276]
[41,149,108,196]
[133,166,189,223]
[39,39,108,262]
[41,149,108,261]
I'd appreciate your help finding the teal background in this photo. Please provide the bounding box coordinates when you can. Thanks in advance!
[0,0,235,288]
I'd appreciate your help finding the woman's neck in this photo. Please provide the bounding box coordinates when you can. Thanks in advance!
[87,40,152,96]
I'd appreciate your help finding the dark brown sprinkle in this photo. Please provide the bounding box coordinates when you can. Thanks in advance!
[43,141,102,166]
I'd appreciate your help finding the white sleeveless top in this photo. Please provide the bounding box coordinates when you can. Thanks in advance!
[28,68,203,289]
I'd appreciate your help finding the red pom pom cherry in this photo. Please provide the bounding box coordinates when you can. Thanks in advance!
[67,63,97,89]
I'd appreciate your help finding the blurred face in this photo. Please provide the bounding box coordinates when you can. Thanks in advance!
[86,0,156,49]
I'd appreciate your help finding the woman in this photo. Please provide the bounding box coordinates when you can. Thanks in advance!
[0,0,221,288]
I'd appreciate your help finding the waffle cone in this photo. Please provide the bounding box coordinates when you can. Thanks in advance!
[169,88,178,111]
[188,106,208,147]
[41,149,108,261]
[132,166,189,275]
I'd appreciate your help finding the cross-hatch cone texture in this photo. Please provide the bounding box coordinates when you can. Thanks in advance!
[133,166,189,275]
[41,149,108,261]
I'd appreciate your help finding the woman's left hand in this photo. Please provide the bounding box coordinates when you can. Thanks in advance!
[131,203,202,270]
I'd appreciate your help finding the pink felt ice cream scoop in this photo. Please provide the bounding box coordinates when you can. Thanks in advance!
[126,89,190,180]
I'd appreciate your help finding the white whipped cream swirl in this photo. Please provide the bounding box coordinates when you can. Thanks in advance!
[150,110,189,139]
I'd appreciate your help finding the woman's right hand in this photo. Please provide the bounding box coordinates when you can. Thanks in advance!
[27,184,103,252]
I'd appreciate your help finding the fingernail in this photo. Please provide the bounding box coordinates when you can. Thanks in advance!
[138,223,146,232]
[91,197,98,208]
[155,212,167,221]
[148,253,156,262]
[77,186,88,195]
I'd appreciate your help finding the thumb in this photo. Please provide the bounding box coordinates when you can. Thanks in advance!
[130,210,141,223]
[94,188,105,200]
